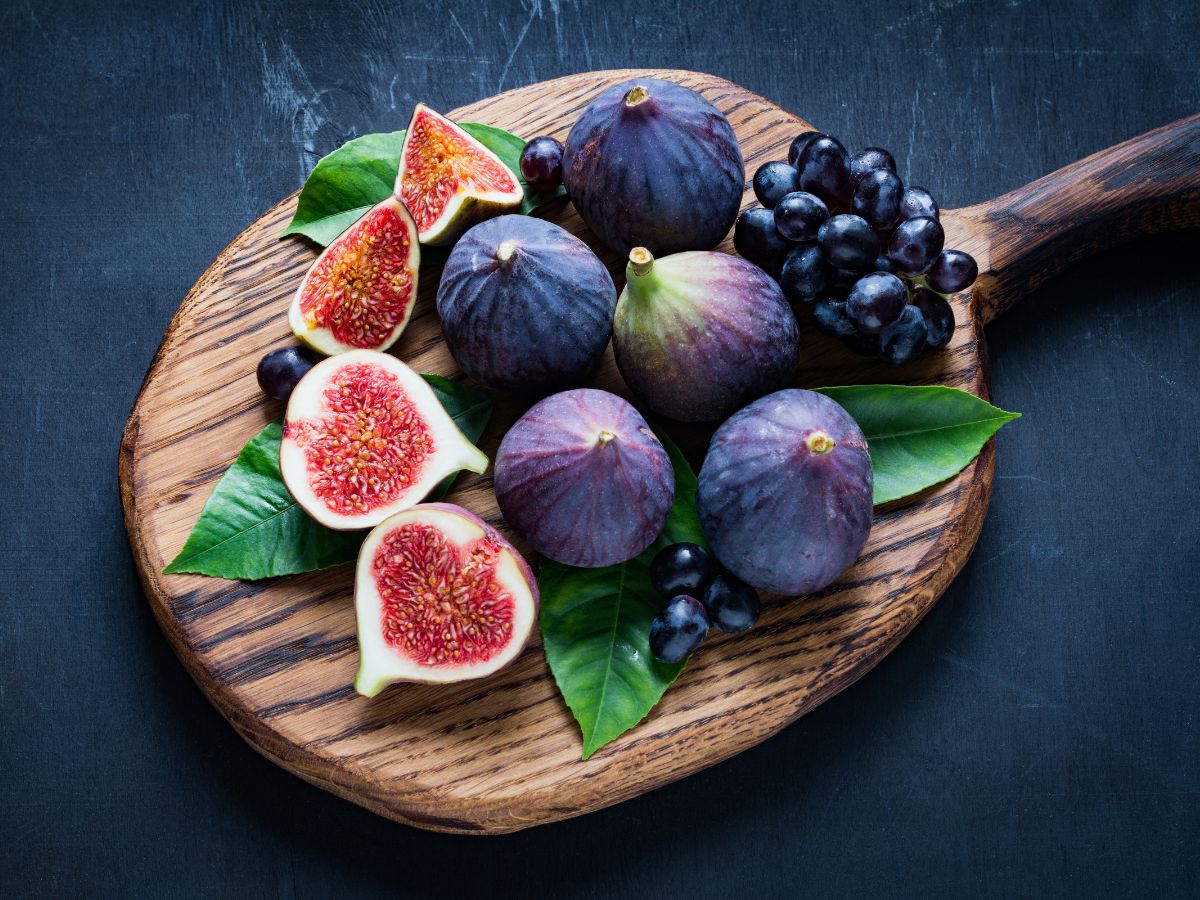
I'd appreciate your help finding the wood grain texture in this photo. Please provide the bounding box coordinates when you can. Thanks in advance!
[119,69,1199,834]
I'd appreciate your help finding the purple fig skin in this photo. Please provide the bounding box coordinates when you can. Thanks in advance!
[436,215,616,396]
[563,78,744,257]
[494,389,675,568]
[613,249,800,422]
[697,389,873,595]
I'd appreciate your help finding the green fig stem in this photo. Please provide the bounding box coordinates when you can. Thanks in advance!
[628,246,655,278]
[806,431,836,454]
[624,85,650,106]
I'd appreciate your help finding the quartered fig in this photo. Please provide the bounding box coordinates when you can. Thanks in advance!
[289,195,419,355]
[280,351,487,530]
[395,104,523,245]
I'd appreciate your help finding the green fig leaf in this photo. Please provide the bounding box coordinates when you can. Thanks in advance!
[539,431,705,760]
[816,385,1020,506]
[163,375,492,580]
[281,122,564,247]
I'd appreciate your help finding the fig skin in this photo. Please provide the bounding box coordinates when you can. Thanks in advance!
[436,215,616,397]
[697,389,873,595]
[563,78,744,257]
[613,248,800,422]
[494,389,675,568]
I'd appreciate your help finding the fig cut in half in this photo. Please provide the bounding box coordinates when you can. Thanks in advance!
[395,104,523,245]
[289,195,420,355]
[280,350,488,530]
[354,503,538,695]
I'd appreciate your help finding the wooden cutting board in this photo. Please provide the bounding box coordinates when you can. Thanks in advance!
[119,69,1200,834]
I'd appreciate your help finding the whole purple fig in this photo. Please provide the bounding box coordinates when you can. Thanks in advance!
[697,389,873,595]
[612,247,800,423]
[563,78,744,256]
[494,389,675,568]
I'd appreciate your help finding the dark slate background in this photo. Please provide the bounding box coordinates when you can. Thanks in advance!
[2,1,1197,897]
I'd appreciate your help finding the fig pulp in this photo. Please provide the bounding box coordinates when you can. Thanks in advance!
[697,389,873,595]
[289,195,419,355]
[280,351,488,530]
[563,78,744,256]
[395,104,523,245]
[436,215,616,396]
[354,503,538,694]
[494,389,675,568]
[613,247,800,422]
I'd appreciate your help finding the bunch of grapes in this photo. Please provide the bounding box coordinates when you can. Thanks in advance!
[733,132,978,365]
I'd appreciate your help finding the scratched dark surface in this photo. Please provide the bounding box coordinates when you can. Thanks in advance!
[2,0,1198,897]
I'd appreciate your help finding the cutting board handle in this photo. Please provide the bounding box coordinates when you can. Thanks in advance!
[960,114,1200,324]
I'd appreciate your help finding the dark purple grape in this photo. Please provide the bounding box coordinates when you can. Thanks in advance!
[519,135,564,194]
[878,304,928,365]
[796,136,850,204]
[734,207,792,277]
[925,250,978,293]
[817,214,879,270]
[752,161,800,209]
[832,267,859,289]
[812,296,858,338]
[773,191,828,242]
[887,216,945,274]
[852,169,904,232]
[649,595,709,664]
[702,573,761,632]
[899,186,939,221]
[650,542,715,599]
[910,287,955,348]
[846,272,907,334]
[779,244,832,304]
[786,130,822,167]
[873,255,895,274]
[257,346,320,401]
[849,147,897,188]
[844,329,881,357]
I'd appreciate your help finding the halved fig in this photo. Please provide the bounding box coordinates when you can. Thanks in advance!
[354,503,538,695]
[288,195,420,355]
[280,351,487,530]
[395,104,523,245]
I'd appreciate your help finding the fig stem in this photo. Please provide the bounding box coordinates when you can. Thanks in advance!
[628,246,655,278]
[624,85,650,106]
[597,429,616,447]
[806,431,835,454]
[496,240,516,262]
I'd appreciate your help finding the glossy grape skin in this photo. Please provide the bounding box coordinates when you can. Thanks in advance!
[650,542,716,599]
[812,296,858,338]
[787,130,822,167]
[925,249,979,293]
[899,186,939,221]
[852,169,904,232]
[752,161,800,209]
[649,595,709,664]
[878,304,928,365]
[779,244,832,304]
[796,135,850,204]
[848,147,897,188]
[911,287,955,348]
[873,254,895,274]
[887,216,945,274]
[733,207,793,277]
[846,272,907,334]
[702,574,761,632]
[773,191,828,242]
[257,345,320,400]
[817,214,879,270]
[519,135,564,194]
